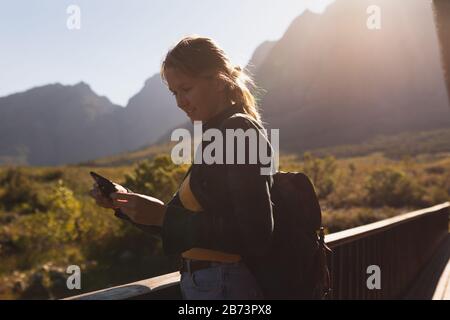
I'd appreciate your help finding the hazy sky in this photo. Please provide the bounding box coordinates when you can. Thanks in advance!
[1,0,334,105]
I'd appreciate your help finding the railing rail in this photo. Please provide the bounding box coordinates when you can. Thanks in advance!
[66,202,449,300]
[325,202,449,299]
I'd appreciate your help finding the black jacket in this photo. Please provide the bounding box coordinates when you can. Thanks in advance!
[161,105,275,265]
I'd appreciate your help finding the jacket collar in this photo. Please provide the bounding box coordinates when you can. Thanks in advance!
[202,103,245,132]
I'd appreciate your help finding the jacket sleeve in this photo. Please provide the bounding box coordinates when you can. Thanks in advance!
[161,116,274,258]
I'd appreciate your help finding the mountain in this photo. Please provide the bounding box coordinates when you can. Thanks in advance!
[245,40,277,75]
[2,0,450,166]
[0,82,127,165]
[119,74,186,151]
[157,0,450,154]
[0,75,185,166]
[255,0,450,152]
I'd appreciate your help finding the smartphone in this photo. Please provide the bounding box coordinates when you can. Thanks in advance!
[90,171,117,199]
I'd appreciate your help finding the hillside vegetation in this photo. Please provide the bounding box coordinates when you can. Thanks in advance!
[0,142,449,299]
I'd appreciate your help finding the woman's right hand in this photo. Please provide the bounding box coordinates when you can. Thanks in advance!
[89,182,128,209]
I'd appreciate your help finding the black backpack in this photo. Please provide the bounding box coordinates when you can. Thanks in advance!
[253,171,333,300]
[222,113,333,299]
[120,112,331,299]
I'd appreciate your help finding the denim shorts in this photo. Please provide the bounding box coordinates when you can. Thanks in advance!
[180,260,264,300]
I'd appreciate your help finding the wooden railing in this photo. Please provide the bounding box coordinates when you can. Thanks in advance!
[66,202,449,300]
[325,202,449,299]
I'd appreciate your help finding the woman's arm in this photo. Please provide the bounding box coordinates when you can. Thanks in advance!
[110,192,167,226]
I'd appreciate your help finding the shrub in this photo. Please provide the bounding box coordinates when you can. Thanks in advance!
[364,168,425,207]
[302,152,337,199]
[123,155,188,203]
[0,168,49,214]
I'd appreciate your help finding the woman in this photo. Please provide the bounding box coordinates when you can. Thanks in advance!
[90,36,274,300]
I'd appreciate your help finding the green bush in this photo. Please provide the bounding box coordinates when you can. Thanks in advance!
[38,169,64,182]
[364,168,425,207]
[421,171,450,205]
[326,164,365,208]
[0,160,185,299]
[0,168,49,214]
[9,180,82,252]
[123,155,188,203]
[302,152,337,199]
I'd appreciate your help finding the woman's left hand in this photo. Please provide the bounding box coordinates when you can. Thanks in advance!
[110,192,167,226]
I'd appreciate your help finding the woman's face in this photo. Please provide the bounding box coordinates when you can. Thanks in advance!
[164,67,227,122]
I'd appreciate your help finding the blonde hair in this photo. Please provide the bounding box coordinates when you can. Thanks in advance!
[161,35,262,123]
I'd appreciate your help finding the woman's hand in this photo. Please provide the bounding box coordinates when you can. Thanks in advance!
[89,182,128,209]
[110,192,167,226]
